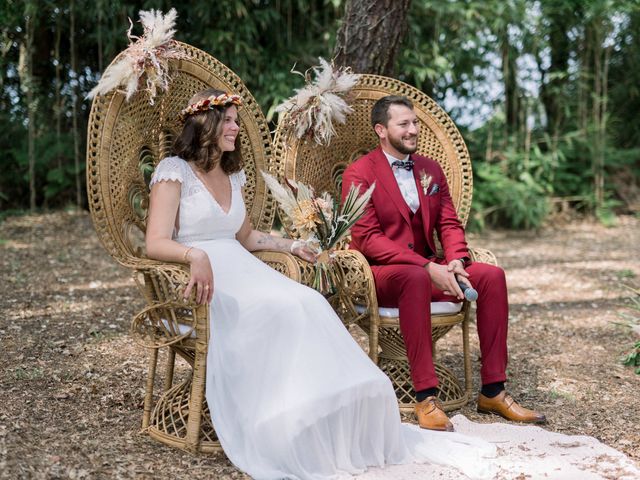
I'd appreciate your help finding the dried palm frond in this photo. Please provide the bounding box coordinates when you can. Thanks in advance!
[261,171,300,219]
[87,8,185,104]
[276,58,360,146]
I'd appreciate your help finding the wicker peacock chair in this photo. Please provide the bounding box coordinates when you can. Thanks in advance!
[86,41,304,453]
[272,74,498,413]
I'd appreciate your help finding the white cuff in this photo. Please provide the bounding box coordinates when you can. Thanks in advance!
[290,240,305,253]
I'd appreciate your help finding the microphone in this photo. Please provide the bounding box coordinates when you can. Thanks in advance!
[457,279,478,301]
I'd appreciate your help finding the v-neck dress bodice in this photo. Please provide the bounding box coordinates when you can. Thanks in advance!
[151,156,246,244]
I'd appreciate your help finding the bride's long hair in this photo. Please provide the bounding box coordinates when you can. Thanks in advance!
[173,88,243,173]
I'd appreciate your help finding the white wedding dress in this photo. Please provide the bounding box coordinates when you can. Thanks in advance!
[151,157,639,480]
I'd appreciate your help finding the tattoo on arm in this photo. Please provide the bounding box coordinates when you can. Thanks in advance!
[255,232,290,251]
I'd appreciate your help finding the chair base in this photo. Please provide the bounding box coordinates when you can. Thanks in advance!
[147,377,222,453]
[380,361,470,413]
[376,313,472,413]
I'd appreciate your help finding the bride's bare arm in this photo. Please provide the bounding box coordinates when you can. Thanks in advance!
[146,180,213,304]
[235,215,316,263]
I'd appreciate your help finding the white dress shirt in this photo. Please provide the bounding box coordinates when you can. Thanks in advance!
[384,151,420,213]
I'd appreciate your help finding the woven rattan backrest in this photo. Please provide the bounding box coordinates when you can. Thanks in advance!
[86,42,278,267]
[272,74,473,226]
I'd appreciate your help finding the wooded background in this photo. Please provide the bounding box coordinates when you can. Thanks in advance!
[2,0,639,229]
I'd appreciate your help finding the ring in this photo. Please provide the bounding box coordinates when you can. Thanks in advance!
[204,285,210,289]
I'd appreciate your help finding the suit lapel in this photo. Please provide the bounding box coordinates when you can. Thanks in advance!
[371,147,412,226]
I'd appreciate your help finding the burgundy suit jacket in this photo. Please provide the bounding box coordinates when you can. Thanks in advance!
[341,146,468,267]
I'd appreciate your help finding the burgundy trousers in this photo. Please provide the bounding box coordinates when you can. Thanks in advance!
[371,259,509,391]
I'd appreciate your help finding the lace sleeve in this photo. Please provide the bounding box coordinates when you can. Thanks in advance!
[230,169,247,189]
[150,157,186,187]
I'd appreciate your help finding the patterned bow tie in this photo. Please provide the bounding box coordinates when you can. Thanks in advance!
[391,159,414,171]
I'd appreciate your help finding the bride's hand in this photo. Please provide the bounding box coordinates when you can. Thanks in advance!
[184,249,214,304]
[291,241,318,263]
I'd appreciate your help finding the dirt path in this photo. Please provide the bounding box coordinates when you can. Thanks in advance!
[1,212,638,479]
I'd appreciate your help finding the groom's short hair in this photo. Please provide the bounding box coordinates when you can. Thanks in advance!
[371,96,414,129]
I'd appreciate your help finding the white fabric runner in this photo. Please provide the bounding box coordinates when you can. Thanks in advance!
[358,415,640,479]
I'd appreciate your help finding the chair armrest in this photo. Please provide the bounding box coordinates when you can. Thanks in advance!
[129,252,302,348]
[129,260,206,348]
[330,249,380,326]
[286,249,378,326]
[332,249,377,301]
[468,247,499,266]
[134,259,193,304]
[252,250,302,282]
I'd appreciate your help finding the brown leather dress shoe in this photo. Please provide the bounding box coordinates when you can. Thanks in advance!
[477,391,546,424]
[415,396,454,431]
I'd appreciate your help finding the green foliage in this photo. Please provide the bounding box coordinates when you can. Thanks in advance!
[13,366,44,380]
[0,0,346,210]
[616,269,636,280]
[595,198,622,227]
[0,209,30,223]
[0,0,638,224]
[622,341,640,374]
[609,8,640,148]
[175,0,343,121]
[470,161,550,230]
[465,105,639,230]
[618,286,640,374]
[2,125,78,209]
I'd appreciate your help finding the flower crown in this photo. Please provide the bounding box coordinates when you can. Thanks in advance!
[179,93,243,121]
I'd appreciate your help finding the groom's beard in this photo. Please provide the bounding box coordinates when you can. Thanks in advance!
[389,135,418,155]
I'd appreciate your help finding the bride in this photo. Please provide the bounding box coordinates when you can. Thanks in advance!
[144,88,638,480]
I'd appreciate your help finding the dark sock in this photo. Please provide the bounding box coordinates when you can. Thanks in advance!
[481,381,505,398]
[415,387,438,402]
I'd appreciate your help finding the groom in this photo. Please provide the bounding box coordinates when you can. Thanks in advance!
[341,95,546,432]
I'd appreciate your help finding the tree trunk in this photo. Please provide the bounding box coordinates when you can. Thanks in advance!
[333,0,412,75]
[578,26,591,136]
[599,44,611,205]
[593,39,612,212]
[55,9,62,172]
[501,27,519,138]
[522,98,530,168]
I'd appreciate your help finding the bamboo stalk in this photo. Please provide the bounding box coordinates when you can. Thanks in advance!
[70,0,82,208]
[25,9,36,212]
[55,10,62,172]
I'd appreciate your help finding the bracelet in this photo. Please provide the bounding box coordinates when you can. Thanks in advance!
[183,246,194,263]
[290,240,305,253]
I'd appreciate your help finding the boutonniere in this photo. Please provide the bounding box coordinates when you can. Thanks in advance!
[419,170,433,195]
[428,183,440,196]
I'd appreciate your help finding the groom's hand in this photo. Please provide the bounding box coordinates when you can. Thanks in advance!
[425,261,465,299]
[448,259,472,291]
